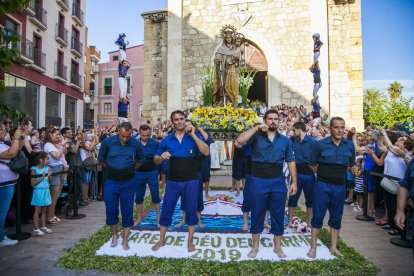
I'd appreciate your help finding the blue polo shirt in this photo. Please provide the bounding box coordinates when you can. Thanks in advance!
[313,67,321,83]
[115,39,127,47]
[156,132,200,158]
[309,136,355,167]
[247,132,295,164]
[139,138,159,160]
[292,135,317,164]
[399,158,414,200]
[98,134,144,170]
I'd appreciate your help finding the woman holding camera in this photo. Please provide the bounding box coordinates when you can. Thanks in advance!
[44,127,69,224]
[0,127,24,247]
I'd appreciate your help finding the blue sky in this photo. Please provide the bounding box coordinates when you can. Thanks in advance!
[86,0,414,97]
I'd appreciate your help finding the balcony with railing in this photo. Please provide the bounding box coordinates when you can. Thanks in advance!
[2,29,34,64]
[28,47,46,72]
[70,73,82,90]
[72,3,84,26]
[55,24,68,46]
[29,2,47,30]
[54,62,67,83]
[24,0,36,16]
[56,0,69,11]
[70,36,83,57]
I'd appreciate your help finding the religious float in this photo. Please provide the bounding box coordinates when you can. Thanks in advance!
[191,25,260,140]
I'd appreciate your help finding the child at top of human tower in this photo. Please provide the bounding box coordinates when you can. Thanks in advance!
[115,33,129,61]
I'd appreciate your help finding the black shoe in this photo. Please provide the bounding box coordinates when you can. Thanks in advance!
[79,201,89,207]
[382,224,392,230]
[388,229,400,235]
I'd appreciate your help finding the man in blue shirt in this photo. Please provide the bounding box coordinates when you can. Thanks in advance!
[151,110,209,253]
[237,109,297,259]
[134,124,160,227]
[307,117,355,258]
[175,120,212,229]
[98,122,144,251]
[396,158,414,256]
[288,122,317,227]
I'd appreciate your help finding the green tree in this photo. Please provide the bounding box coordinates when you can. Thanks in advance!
[0,0,31,120]
[365,96,414,128]
[387,81,404,101]
[363,88,386,106]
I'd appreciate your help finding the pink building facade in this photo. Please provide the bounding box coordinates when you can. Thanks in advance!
[96,45,144,128]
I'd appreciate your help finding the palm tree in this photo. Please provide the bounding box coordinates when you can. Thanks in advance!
[363,88,386,106]
[387,81,404,101]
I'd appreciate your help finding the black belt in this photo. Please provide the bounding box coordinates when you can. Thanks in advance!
[296,163,314,175]
[168,157,199,182]
[136,158,156,172]
[317,163,347,185]
[251,162,283,179]
[104,165,135,182]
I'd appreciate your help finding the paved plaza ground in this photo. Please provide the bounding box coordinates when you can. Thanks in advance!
[0,175,412,275]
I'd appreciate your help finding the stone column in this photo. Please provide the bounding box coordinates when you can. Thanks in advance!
[167,0,183,115]
[141,10,168,122]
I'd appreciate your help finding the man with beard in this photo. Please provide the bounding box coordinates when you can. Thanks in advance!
[307,117,355,258]
[237,109,297,259]
[151,110,209,252]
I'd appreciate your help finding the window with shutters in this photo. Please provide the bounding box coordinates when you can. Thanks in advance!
[104,103,112,114]
[104,77,112,95]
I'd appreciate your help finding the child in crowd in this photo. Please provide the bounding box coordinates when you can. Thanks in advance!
[30,129,42,153]
[31,152,53,236]
[345,167,354,205]
[352,157,364,212]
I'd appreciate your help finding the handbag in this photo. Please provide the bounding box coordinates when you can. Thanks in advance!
[380,178,399,195]
[82,156,99,170]
[1,151,29,174]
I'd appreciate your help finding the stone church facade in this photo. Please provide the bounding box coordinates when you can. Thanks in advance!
[141,0,363,130]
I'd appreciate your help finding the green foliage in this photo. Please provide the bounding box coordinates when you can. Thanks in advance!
[0,0,31,15]
[387,81,404,101]
[364,97,414,128]
[239,68,256,106]
[57,194,378,275]
[198,65,214,106]
[363,88,386,107]
[0,0,32,120]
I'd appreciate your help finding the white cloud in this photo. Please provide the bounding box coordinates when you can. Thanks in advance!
[364,80,414,98]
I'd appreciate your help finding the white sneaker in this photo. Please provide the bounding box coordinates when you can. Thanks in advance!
[33,229,46,236]
[350,202,358,207]
[0,236,18,247]
[40,227,53,234]
[352,206,363,213]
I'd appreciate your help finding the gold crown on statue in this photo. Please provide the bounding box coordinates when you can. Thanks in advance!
[220,25,237,39]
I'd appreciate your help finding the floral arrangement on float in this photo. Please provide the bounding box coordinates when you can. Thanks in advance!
[194,65,259,140]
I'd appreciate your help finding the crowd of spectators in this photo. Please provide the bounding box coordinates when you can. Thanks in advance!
[0,102,413,247]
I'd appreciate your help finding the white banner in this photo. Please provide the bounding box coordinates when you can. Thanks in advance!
[96,230,335,262]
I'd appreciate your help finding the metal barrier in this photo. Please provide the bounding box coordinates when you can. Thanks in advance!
[356,170,412,248]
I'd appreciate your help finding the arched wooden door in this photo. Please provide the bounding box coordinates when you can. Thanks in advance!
[243,41,268,104]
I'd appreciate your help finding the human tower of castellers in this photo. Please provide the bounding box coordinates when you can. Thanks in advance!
[100,33,356,259]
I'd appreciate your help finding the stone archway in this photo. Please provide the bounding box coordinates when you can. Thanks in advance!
[243,41,268,104]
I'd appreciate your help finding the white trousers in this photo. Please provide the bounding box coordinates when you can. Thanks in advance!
[119,49,126,61]
[118,77,127,98]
